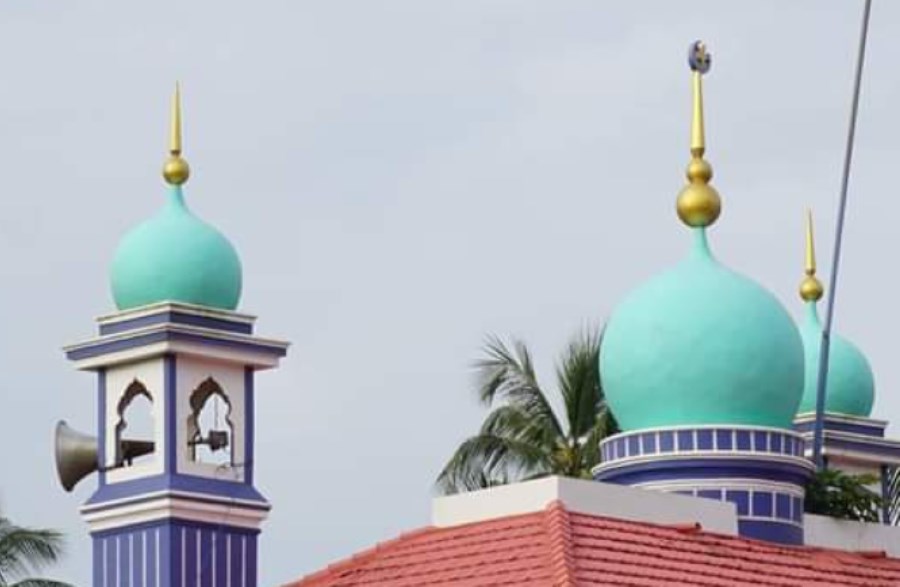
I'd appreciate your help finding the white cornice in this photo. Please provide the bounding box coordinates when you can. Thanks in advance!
[81,494,269,533]
[96,301,258,325]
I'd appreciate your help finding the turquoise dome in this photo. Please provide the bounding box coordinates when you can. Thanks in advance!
[111,186,242,311]
[600,230,804,431]
[797,303,874,417]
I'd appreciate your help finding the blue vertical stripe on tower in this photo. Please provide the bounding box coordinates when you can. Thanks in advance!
[246,534,257,587]
[93,535,103,587]
[164,354,177,474]
[97,369,107,486]
[214,530,226,587]
[245,367,254,486]
[147,528,158,587]
[119,534,130,586]
[133,530,144,587]
[105,537,115,587]
[229,533,241,587]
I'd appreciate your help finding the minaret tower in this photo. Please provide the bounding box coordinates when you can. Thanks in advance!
[593,42,814,544]
[61,87,288,586]
[793,212,900,516]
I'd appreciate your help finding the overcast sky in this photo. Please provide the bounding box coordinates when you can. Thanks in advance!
[1,1,899,585]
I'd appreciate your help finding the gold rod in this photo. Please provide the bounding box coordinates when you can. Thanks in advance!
[690,70,705,158]
[170,82,182,156]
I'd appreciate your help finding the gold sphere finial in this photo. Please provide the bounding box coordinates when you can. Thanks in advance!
[163,156,190,186]
[676,41,720,228]
[800,209,824,302]
[162,82,190,186]
[800,276,824,302]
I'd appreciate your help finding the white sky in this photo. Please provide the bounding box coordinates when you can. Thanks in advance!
[1,1,898,585]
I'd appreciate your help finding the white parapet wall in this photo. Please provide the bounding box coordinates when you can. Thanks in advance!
[432,476,738,536]
[805,513,900,555]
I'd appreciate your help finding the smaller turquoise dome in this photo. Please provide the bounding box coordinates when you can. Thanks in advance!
[797,303,874,417]
[110,186,242,311]
[600,230,804,431]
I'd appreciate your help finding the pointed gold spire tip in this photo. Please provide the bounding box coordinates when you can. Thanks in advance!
[800,209,824,302]
[805,209,816,275]
[676,41,720,229]
[163,82,190,186]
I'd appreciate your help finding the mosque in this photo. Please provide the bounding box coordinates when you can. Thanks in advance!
[56,42,900,585]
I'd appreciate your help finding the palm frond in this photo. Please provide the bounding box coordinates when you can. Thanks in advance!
[435,433,551,495]
[577,404,617,476]
[480,405,558,448]
[0,517,68,586]
[437,329,618,494]
[474,335,564,439]
[556,328,603,441]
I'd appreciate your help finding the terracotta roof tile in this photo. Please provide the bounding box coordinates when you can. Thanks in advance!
[284,502,900,586]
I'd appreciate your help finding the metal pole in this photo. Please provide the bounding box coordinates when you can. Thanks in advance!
[812,0,873,470]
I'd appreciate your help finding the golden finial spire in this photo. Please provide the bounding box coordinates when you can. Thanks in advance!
[676,41,721,228]
[162,83,190,186]
[800,209,825,302]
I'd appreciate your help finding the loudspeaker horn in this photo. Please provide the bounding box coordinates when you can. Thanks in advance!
[54,420,155,492]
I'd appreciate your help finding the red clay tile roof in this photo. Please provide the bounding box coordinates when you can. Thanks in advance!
[284,501,900,586]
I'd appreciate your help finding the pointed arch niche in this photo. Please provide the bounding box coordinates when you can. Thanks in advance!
[176,361,246,482]
[114,379,155,466]
[187,377,235,467]
[103,361,165,484]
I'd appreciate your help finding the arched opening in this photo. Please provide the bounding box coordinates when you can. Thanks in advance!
[187,378,234,466]
[114,380,155,467]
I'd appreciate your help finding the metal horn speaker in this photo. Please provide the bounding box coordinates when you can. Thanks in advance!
[54,421,156,492]
[54,420,99,492]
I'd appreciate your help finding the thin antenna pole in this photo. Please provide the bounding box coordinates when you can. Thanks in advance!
[812,0,873,470]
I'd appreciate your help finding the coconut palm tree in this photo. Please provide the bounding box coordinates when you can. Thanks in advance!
[0,510,72,587]
[437,329,618,494]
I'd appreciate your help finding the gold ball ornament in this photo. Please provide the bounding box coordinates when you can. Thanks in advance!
[686,158,712,183]
[163,155,190,185]
[677,182,721,227]
[799,275,824,302]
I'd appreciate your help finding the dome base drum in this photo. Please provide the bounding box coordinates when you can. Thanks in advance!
[593,425,814,545]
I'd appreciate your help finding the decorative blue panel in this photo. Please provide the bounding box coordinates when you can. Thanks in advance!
[771,434,783,454]
[739,519,803,545]
[725,490,749,516]
[660,432,674,453]
[752,492,773,517]
[716,430,732,451]
[628,435,640,457]
[776,493,791,521]
[677,430,694,451]
[697,489,722,500]
[754,431,767,451]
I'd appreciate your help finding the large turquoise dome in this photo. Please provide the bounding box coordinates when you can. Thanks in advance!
[797,303,874,417]
[600,231,804,431]
[110,186,242,311]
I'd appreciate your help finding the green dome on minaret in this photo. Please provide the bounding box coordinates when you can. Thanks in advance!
[110,85,242,311]
[796,212,874,417]
[599,43,804,432]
